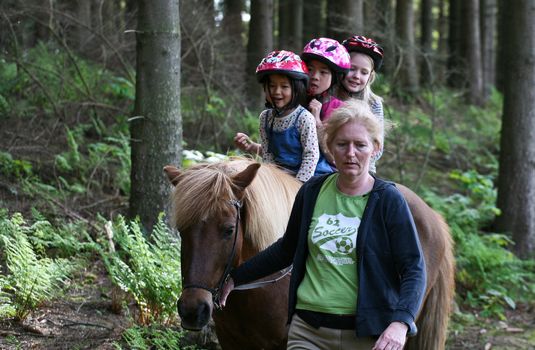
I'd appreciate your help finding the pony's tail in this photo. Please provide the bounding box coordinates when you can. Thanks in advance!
[406,216,455,350]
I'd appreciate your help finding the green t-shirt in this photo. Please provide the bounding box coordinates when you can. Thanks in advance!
[296,174,369,315]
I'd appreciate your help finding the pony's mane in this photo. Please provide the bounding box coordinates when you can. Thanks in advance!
[170,158,302,250]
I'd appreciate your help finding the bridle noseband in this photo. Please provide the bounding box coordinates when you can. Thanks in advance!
[181,199,242,310]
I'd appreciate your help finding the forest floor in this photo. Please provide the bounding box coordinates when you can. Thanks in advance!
[0,258,533,350]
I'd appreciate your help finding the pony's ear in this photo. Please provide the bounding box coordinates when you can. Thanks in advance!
[232,163,261,195]
[163,165,182,186]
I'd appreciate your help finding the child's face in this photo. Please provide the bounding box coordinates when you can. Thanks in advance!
[267,74,292,109]
[306,60,332,96]
[342,53,373,93]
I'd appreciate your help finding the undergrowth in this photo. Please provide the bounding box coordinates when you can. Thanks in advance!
[0,211,81,320]
[99,214,182,325]
[113,324,199,350]
[422,170,535,319]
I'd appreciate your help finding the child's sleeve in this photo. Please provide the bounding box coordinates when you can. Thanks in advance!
[259,110,274,163]
[296,111,320,182]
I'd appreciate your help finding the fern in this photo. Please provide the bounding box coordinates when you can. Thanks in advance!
[100,215,181,324]
[0,213,75,320]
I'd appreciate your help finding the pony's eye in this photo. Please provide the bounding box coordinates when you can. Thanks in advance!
[223,226,235,238]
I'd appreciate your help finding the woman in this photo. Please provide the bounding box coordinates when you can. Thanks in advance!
[221,100,426,350]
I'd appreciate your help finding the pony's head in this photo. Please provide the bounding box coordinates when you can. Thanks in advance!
[164,158,300,330]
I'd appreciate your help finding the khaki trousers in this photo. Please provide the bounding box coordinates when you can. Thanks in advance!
[287,314,377,350]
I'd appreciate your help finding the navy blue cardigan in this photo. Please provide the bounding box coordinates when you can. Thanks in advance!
[231,174,426,337]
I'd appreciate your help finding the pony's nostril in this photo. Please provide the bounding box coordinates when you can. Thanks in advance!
[177,297,212,330]
[196,300,212,325]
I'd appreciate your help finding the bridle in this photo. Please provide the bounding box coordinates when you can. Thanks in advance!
[180,198,293,310]
[181,199,242,310]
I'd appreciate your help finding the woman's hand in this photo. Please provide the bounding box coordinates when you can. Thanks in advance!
[218,277,235,308]
[234,133,261,154]
[308,99,323,126]
[373,321,408,350]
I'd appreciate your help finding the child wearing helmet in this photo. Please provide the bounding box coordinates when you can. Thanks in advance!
[301,38,351,125]
[339,35,385,173]
[234,50,332,182]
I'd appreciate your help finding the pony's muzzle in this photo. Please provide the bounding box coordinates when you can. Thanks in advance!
[177,290,213,330]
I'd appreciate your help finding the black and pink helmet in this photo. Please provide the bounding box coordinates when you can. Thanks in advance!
[301,38,351,73]
[256,50,309,83]
[342,35,384,71]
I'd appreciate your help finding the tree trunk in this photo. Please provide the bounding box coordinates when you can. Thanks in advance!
[246,0,273,110]
[447,0,463,88]
[75,0,92,51]
[327,0,363,42]
[395,0,419,95]
[302,0,324,43]
[278,0,302,52]
[375,0,395,76]
[495,0,507,93]
[480,0,497,101]
[462,0,484,105]
[129,0,182,231]
[420,0,434,86]
[436,0,448,83]
[221,0,243,44]
[496,0,535,258]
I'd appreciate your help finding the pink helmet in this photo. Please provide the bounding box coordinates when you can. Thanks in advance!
[301,38,351,73]
[256,50,309,82]
[342,35,384,71]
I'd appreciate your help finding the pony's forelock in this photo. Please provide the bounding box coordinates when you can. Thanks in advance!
[170,158,301,250]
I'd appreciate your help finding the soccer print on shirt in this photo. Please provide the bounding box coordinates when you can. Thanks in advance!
[311,213,359,260]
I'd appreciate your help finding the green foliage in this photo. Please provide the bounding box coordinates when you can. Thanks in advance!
[0,43,133,118]
[182,89,258,151]
[114,324,198,350]
[53,124,131,195]
[383,87,501,187]
[26,209,97,258]
[99,215,181,324]
[0,213,76,320]
[422,171,535,319]
[0,151,33,179]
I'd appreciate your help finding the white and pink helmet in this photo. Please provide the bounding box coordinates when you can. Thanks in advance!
[301,38,351,73]
[256,50,309,83]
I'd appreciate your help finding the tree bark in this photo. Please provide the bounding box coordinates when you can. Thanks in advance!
[496,0,535,258]
[302,0,324,43]
[375,0,394,76]
[278,0,302,52]
[495,0,507,93]
[221,0,243,44]
[129,0,182,231]
[420,0,434,85]
[436,0,448,83]
[462,0,484,105]
[480,0,497,100]
[246,0,273,110]
[395,0,419,95]
[327,0,363,42]
[447,0,463,88]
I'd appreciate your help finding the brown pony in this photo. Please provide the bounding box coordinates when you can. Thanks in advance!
[164,158,454,350]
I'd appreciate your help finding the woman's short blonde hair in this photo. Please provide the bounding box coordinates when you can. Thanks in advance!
[323,99,387,154]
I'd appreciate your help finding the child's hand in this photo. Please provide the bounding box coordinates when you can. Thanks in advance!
[234,133,260,154]
[308,99,322,126]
